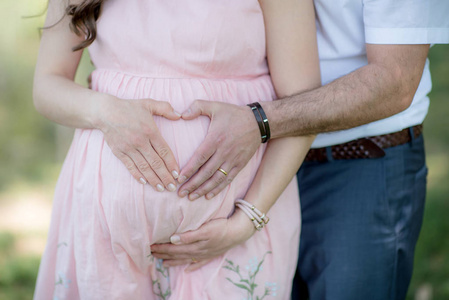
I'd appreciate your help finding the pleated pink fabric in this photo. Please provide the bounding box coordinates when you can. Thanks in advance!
[34,1,300,299]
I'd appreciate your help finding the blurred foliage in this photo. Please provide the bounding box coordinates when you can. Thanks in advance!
[406,45,449,300]
[0,232,40,300]
[0,0,448,299]
[0,1,54,188]
[0,0,93,190]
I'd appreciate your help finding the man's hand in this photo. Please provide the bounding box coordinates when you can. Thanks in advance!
[150,209,255,272]
[177,100,261,200]
[98,97,181,191]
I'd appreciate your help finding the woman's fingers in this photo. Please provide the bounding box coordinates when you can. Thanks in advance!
[102,98,182,190]
[149,100,182,121]
[161,259,192,267]
[151,218,228,261]
[169,228,205,245]
[185,258,214,272]
[113,141,176,191]
[151,242,205,260]
[113,151,149,185]
[126,149,165,191]
[160,258,214,272]
[145,99,181,184]
[181,100,215,120]
[151,212,256,272]
[151,225,214,259]
[149,133,180,183]
[137,142,177,191]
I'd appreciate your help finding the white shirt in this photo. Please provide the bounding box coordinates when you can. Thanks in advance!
[311,0,449,148]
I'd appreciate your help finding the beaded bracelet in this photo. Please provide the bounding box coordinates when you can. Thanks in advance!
[235,199,270,231]
[247,102,270,143]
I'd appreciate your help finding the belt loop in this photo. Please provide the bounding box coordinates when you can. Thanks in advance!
[325,146,334,162]
[408,126,415,145]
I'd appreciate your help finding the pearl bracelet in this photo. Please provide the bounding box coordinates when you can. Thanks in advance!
[235,199,270,231]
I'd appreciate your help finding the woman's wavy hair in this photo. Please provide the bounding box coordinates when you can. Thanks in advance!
[65,0,104,51]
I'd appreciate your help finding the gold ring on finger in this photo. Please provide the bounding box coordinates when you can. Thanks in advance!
[191,257,198,263]
[217,168,228,176]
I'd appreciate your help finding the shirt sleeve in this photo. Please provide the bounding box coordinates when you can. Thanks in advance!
[363,0,449,44]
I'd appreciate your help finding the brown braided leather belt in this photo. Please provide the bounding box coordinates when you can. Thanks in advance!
[305,125,423,162]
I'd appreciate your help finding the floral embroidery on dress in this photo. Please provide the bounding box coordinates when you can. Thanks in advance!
[53,241,71,300]
[55,272,71,288]
[264,282,278,297]
[149,255,172,300]
[57,242,68,248]
[223,251,277,300]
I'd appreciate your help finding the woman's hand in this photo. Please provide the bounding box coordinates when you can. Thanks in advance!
[97,96,181,191]
[34,0,178,192]
[150,208,256,272]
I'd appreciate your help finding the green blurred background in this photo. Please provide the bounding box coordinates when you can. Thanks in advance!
[0,1,448,299]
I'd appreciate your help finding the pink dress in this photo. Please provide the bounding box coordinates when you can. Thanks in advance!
[34,1,300,299]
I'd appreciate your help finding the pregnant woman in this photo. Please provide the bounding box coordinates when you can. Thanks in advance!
[33,0,320,299]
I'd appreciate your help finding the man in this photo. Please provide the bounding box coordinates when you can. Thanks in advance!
[152,0,449,299]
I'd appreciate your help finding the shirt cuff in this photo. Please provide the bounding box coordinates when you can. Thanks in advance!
[365,27,449,44]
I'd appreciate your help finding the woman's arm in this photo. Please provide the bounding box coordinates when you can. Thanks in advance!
[240,0,320,213]
[34,0,181,191]
[151,0,320,270]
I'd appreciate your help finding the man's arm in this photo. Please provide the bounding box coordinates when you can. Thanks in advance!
[177,43,429,199]
[266,44,429,138]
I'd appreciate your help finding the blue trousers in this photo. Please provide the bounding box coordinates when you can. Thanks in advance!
[292,132,427,300]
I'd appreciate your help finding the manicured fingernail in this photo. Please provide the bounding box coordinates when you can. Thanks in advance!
[139,178,147,185]
[178,176,187,184]
[156,184,165,192]
[179,190,189,197]
[184,108,191,115]
[167,183,176,192]
[174,111,182,117]
[172,170,179,179]
[189,193,199,201]
[206,193,214,199]
[170,235,181,244]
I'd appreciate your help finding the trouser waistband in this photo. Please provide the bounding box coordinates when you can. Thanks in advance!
[304,125,423,162]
